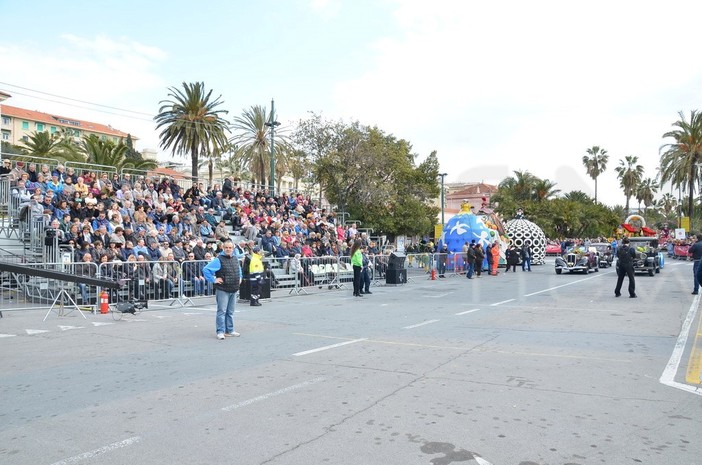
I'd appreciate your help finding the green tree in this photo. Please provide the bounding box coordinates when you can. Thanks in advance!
[21,130,83,162]
[230,105,290,192]
[562,191,592,203]
[656,192,679,222]
[81,135,157,172]
[582,146,609,203]
[635,177,659,214]
[532,178,560,201]
[659,110,702,231]
[311,121,438,236]
[154,82,230,183]
[614,155,644,213]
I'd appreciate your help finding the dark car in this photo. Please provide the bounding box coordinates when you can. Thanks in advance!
[591,242,614,268]
[555,247,599,274]
[626,237,661,276]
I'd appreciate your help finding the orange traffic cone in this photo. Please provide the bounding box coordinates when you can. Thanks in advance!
[431,268,437,280]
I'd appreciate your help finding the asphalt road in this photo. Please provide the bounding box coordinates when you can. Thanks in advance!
[1,258,701,465]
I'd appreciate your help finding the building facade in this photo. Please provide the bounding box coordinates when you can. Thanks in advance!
[1,103,133,147]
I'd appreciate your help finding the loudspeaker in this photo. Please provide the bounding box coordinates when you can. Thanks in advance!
[385,269,407,285]
[388,252,406,270]
[239,278,271,300]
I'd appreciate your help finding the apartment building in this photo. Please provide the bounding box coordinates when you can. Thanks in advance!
[1,103,133,146]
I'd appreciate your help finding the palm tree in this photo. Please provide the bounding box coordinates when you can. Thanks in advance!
[81,135,157,172]
[635,177,659,214]
[532,178,560,201]
[659,110,702,231]
[614,155,644,212]
[21,130,83,162]
[230,105,289,192]
[562,191,592,203]
[656,192,678,219]
[582,146,609,203]
[154,82,230,183]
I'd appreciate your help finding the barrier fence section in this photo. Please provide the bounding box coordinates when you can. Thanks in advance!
[1,251,460,317]
[0,260,99,318]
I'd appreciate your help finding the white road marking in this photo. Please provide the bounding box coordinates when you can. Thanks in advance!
[659,294,702,397]
[524,273,606,296]
[153,315,173,319]
[425,292,453,298]
[58,325,84,331]
[490,299,515,306]
[92,322,113,326]
[455,308,480,315]
[0,333,16,338]
[222,377,325,411]
[47,436,142,465]
[26,329,49,335]
[292,338,367,356]
[183,312,202,315]
[474,456,494,465]
[403,319,440,329]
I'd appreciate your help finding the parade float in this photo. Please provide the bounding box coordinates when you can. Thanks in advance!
[439,198,509,267]
[503,209,547,265]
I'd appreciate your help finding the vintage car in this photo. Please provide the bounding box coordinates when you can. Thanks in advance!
[591,242,614,268]
[555,247,599,274]
[627,237,661,276]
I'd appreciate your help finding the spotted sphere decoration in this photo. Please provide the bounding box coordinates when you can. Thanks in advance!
[504,211,547,265]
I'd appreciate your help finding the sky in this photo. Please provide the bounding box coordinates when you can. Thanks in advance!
[2,0,702,208]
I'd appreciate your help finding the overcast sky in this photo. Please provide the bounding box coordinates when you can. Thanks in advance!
[2,0,701,208]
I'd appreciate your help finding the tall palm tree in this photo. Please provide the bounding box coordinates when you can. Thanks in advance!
[582,146,609,203]
[230,105,289,192]
[614,155,644,213]
[659,110,702,231]
[635,177,659,214]
[154,82,230,183]
[656,192,678,219]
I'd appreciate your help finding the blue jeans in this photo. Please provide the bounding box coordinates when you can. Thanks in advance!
[694,260,701,293]
[466,262,474,278]
[78,283,89,303]
[215,288,236,334]
[191,277,205,296]
[522,257,531,271]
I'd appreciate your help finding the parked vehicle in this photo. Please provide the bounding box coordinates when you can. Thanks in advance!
[555,247,599,274]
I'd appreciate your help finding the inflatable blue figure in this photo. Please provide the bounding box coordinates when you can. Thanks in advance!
[439,201,506,270]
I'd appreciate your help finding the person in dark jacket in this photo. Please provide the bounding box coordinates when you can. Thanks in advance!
[203,240,243,339]
[615,237,637,298]
[506,245,520,272]
[688,235,702,294]
[520,241,532,271]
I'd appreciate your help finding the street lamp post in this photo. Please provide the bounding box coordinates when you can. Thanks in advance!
[264,98,280,196]
[439,173,447,226]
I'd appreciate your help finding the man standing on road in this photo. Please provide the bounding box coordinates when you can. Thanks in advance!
[521,240,532,272]
[203,240,242,340]
[615,237,637,298]
[688,235,702,294]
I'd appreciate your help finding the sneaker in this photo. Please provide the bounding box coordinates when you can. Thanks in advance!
[217,333,225,340]
[225,332,240,337]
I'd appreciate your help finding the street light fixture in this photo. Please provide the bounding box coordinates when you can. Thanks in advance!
[264,98,280,196]
[438,173,448,226]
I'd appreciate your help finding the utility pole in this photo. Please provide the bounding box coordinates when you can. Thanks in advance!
[265,99,280,196]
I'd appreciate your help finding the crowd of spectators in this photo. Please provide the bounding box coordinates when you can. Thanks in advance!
[1,160,393,298]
